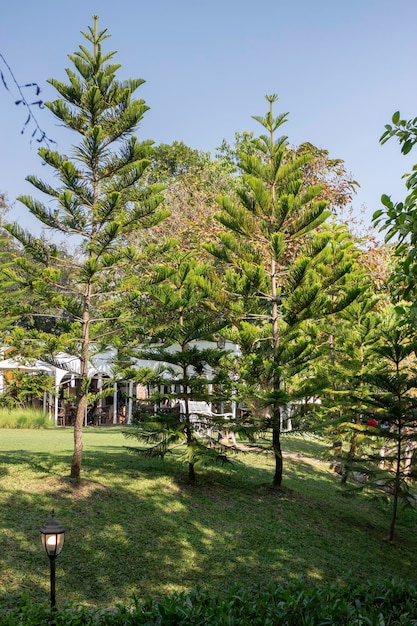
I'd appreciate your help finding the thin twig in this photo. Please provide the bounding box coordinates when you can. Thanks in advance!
[0,53,55,146]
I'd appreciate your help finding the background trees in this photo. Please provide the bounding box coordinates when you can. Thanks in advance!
[122,250,233,483]
[347,309,417,541]
[126,140,237,256]
[0,17,407,508]
[318,286,382,483]
[0,370,54,410]
[375,110,417,311]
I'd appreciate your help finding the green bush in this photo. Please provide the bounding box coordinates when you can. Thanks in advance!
[0,408,52,429]
[0,372,55,412]
[1,578,416,625]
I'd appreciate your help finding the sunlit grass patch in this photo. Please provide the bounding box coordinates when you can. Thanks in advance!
[0,428,416,611]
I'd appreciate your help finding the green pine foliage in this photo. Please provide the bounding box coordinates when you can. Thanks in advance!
[122,251,236,482]
[205,95,358,487]
[343,307,417,540]
[2,17,168,479]
[315,286,382,482]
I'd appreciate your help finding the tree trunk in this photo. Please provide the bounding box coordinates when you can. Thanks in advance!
[188,461,196,483]
[70,284,91,479]
[341,419,360,485]
[388,427,403,541]
[70,394,87,479]
[388,486,398,542]
[185,420,196,483]
[183,367,197,483]
[272,405,282,487]
[271,252,283,488]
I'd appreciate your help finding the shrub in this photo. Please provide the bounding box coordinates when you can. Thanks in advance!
[1,578,416,625]
[0,408,51,429]
[0,372,54,411]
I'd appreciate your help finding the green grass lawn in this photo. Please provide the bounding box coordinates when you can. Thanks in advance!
[0,427,416,611]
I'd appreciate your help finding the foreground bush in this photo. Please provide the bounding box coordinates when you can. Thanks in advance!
[1,578,416,625]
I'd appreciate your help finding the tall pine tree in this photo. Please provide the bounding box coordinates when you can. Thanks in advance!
[206,95,357,487]
[4,17,168,479]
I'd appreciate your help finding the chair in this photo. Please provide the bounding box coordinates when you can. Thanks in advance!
[57,407,65,427]
[179,400,236,443]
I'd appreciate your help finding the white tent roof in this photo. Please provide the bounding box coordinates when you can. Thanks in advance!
[0,340,242,383]
[53,351,115,378]
[0,358,53,373]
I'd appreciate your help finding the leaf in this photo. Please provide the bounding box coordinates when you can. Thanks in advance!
[381,194,393,208]
[0,70,9,90]
[392,111,400,125]
[402,140,413,155]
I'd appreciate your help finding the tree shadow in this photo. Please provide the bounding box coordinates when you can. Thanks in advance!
[0,440,416,610]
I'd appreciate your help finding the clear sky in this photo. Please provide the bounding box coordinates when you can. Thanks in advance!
[1,0,417,237]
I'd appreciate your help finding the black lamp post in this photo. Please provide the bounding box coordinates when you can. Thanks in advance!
[40,511,65,608]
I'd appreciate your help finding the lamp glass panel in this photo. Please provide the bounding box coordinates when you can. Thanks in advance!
[42,532,65,556]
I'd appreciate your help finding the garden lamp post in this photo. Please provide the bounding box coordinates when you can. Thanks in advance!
[40,511,65,608]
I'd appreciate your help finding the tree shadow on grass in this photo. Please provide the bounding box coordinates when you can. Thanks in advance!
[0,442,416,611]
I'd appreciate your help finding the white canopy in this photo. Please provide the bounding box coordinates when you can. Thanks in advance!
[0,358,52,373]
[0,340,242,425]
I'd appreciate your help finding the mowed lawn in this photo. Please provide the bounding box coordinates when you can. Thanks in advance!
[0,427,416,610]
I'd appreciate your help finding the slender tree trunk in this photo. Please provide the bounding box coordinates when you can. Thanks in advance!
[71,158,96,480]
[272,404,283,487]
[388,484,399,542]
[183,365,196,483]
[188,461,196,483]
[271,256,283,487]
[341,415,360,485]
[185,418,196,483]
[70,284,91,479]
[388,423,403,541]
[71,393,87,479]
[268,102,283,489]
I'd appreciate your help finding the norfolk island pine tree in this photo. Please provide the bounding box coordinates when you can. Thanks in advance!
[3,17,168,479]
[206,95,360,487]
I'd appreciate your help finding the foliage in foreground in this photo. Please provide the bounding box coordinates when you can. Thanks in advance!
[1,579,416,626]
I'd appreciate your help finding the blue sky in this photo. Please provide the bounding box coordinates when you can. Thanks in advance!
[1,0,417,237]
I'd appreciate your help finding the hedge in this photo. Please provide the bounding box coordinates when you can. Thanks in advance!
[1,578,416,625]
